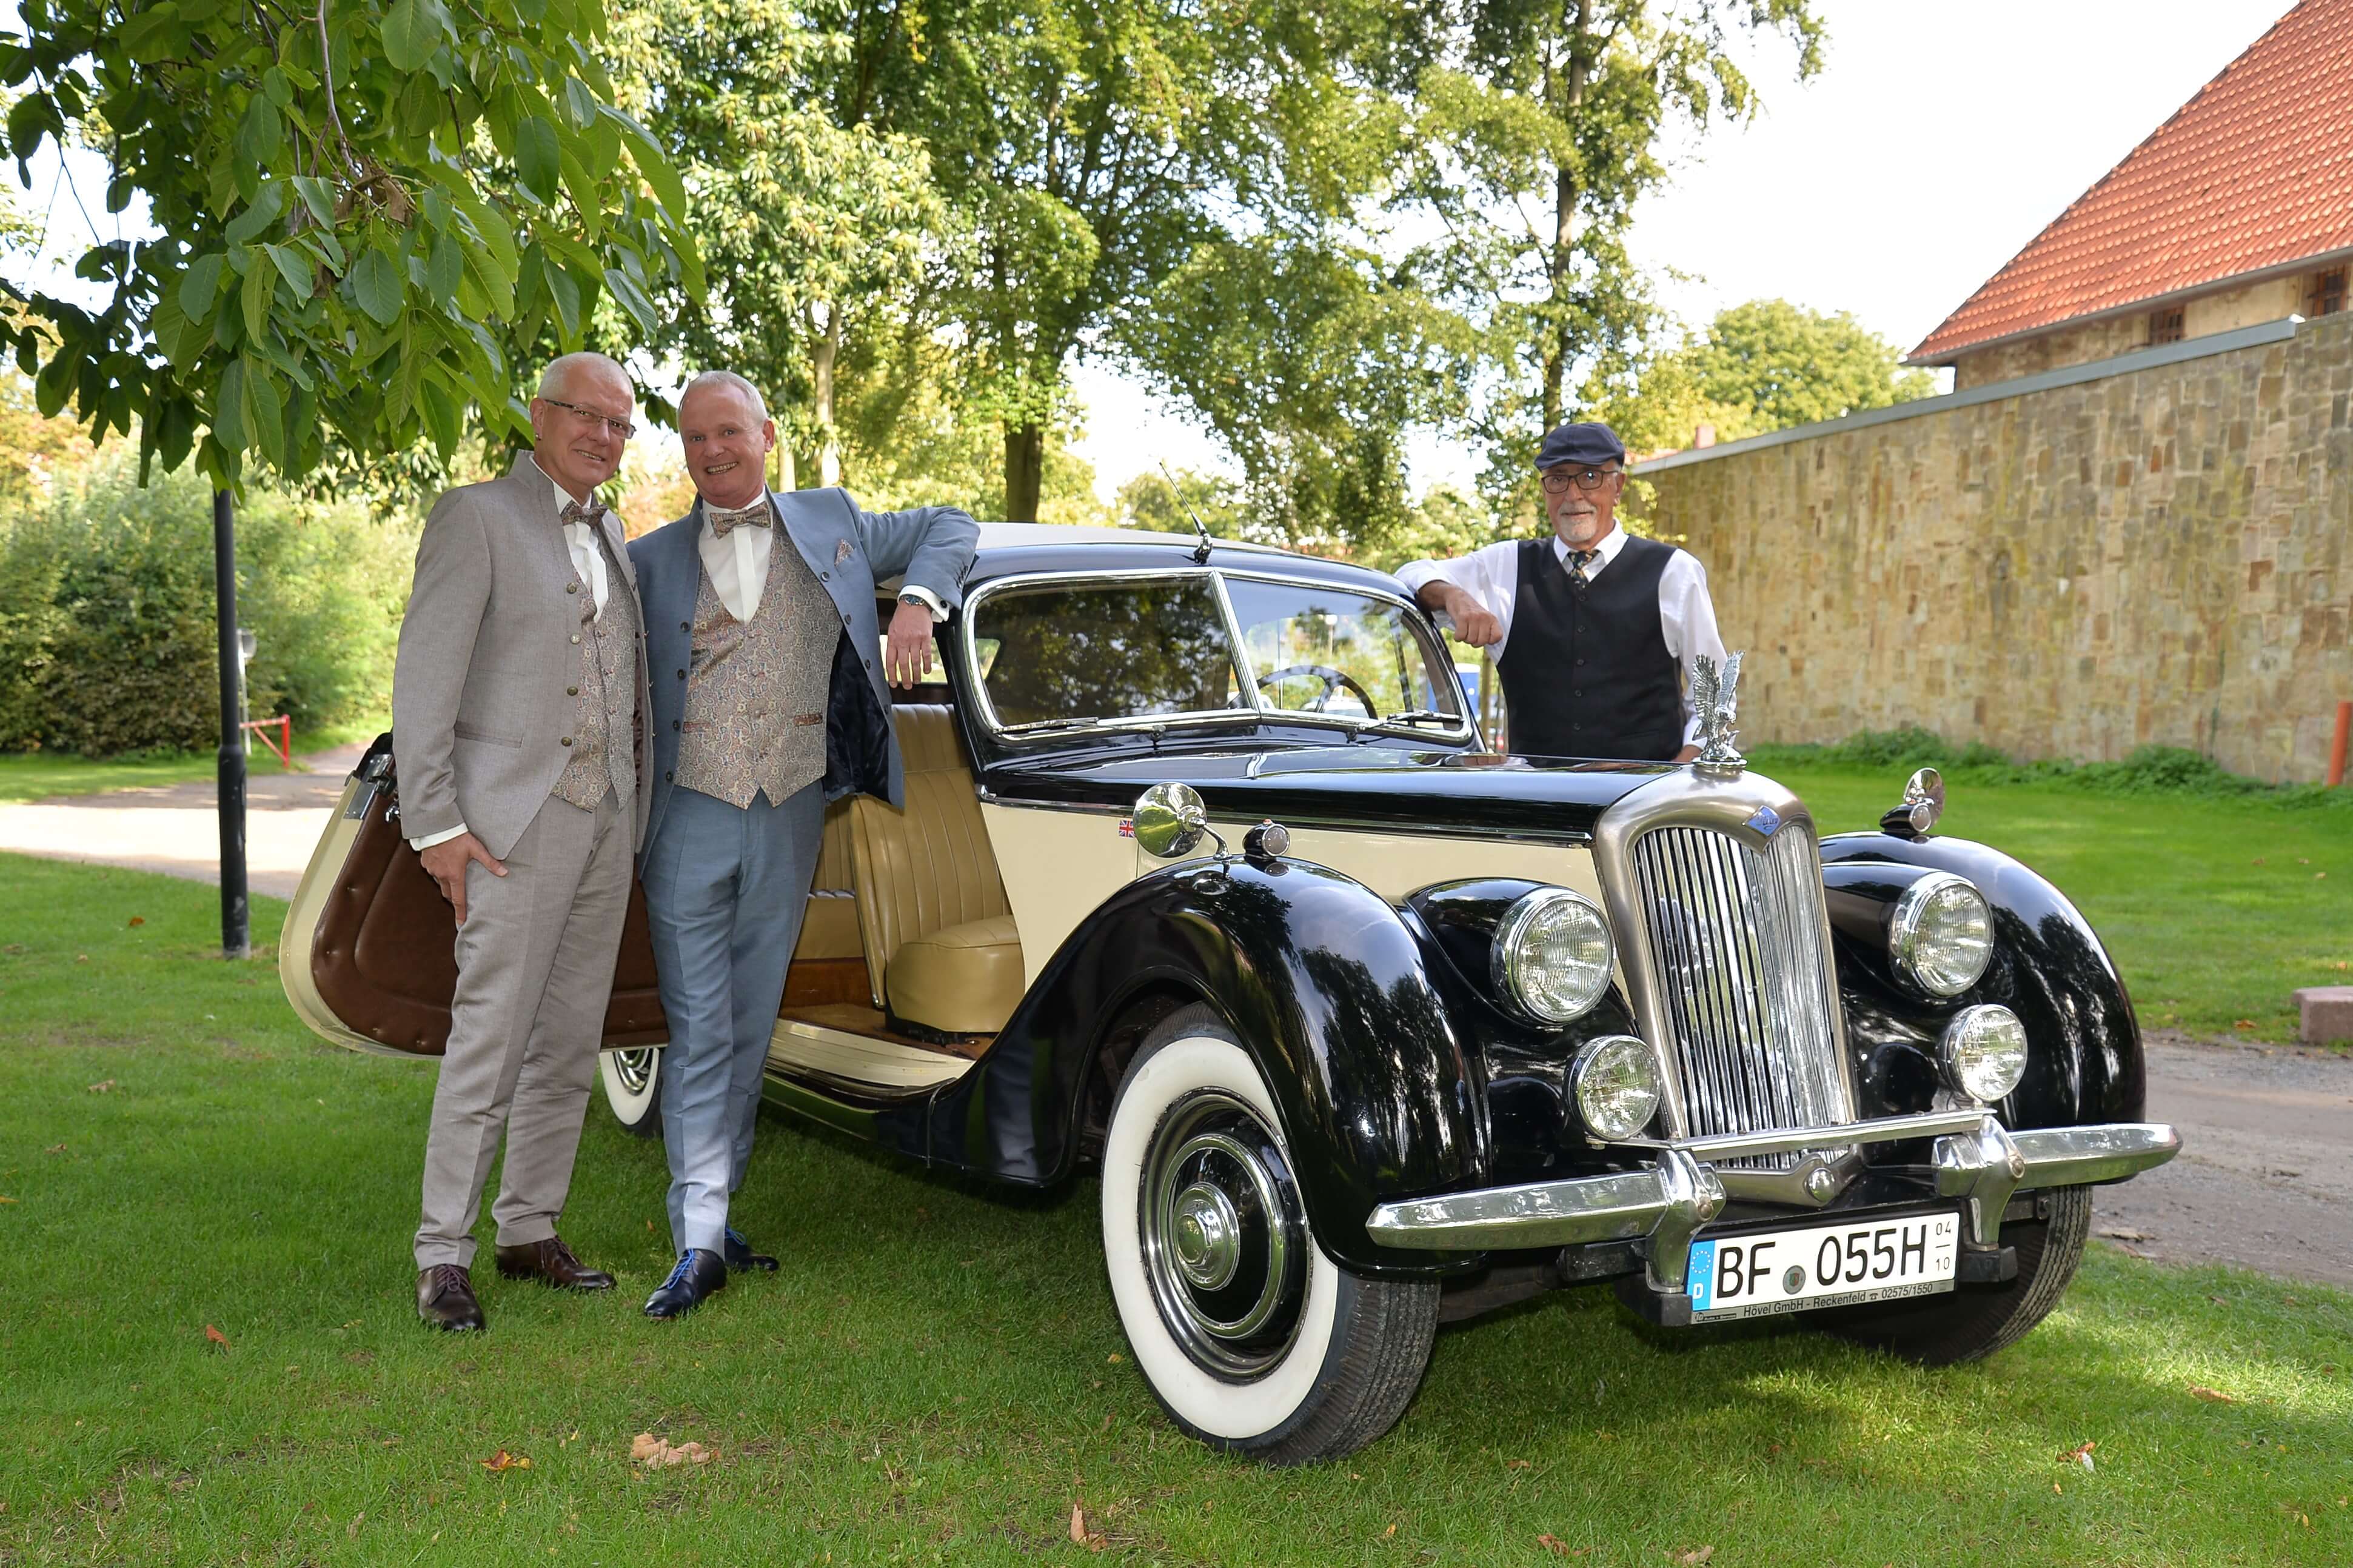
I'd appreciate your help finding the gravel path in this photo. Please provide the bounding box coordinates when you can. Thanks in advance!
[0,744,362,901]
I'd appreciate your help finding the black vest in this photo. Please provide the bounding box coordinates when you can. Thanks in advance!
[1496,535,1684,761]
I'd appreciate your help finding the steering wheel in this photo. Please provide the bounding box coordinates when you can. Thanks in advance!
[1256,663,1381,717]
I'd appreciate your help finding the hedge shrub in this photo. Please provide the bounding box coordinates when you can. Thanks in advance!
[0,455,417,756]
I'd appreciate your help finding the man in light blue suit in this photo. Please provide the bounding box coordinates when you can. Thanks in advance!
[628,370,978,1318]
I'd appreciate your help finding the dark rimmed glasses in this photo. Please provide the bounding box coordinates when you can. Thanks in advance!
[1539,464,1621,494]
[538,396,637,440]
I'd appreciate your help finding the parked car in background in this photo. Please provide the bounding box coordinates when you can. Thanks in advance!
[282,524,2179,1463]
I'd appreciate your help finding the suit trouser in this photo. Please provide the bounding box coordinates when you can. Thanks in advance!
[641,781,823,1255]
[413,788,632,1270]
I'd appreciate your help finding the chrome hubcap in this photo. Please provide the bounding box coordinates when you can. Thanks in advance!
[611,1047,657,1097]
[1139,1089,1307,1380]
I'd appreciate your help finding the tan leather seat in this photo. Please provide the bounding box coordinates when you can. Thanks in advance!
[791,802,862,962]
[847,706,1025,1034]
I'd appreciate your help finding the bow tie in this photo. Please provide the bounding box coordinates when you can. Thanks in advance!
[708,501,772,537]
[558,498,606,530]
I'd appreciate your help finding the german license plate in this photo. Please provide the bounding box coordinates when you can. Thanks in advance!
[1687,1211,1961,1321]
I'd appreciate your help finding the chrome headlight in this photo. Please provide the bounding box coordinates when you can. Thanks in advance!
[1490,887,1613,1024]
[1940,1004,2028,1102]
[1571,1035,1661,1140]
[1889,872,1993,996]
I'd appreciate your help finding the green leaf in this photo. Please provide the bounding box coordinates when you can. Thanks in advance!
[603,267,657,336]
[178,252,227,319]
[157,395,195,472]
[417,372,460,455]
[458,237,515,318]
[120,4,186,63]
[33,352,72,417]
[222,181,284,246]
[350,246,404,326]
[213,359,249,453]
[241,253,275,342]
[604,107,686,223]
[560,146,598,240]
[426,230,463,302]
[561,75,597,131]
[289,175,336,229]
[237,92,283,167]
[243,358,287,467]
[382,0,446,72]
[264,242,312,298]
[515,115,561,205]
[261,65,292,108]
[544,262,581,343]
[8,93,58,161]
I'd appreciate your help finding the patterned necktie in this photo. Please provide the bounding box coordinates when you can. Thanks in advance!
[708,500,772,537]
[1568,548,1598,589]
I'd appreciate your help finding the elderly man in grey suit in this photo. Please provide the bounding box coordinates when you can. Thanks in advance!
[628,370,977,1318]
[393,351,652,1332]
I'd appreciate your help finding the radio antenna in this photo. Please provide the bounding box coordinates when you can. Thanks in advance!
[1157,459,1217,564]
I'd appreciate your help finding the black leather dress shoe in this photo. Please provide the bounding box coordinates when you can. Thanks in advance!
[495,1234,615,1291]
[724,1226,778,1272]
[417,1264,486,1332]
[643,1249,728,1319]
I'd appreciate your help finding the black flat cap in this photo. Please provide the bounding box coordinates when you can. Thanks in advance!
[1534,421,1625,470]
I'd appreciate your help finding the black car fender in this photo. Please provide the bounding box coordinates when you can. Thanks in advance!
[1819,832,2144,1131]
[923,855,1487,1276]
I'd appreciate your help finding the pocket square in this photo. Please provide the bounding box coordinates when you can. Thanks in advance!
[834,539,854,564]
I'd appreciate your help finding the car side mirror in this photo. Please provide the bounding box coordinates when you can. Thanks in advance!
[1133,782,1210,859]
[1880,767,1945,839]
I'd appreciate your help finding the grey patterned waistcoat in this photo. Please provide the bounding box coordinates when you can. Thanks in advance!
[550,533,640,813]
[675,540,839,808]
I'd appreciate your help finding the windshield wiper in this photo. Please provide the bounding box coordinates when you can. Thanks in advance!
[1376,710,1463,728]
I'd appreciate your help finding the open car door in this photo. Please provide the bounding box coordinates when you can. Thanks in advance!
[279,735,668,1057]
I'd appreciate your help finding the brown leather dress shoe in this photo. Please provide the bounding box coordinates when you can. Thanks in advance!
[418,1264,486,1332]
[494,1235,616,1291]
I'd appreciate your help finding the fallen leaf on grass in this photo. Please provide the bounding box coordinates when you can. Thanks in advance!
[1535,1536,1587,1557]
[1505,1458,1531,1470]
[127,916,144,927]
[87,1080,116,1094]
[0,1195,15,1204]
[347,1512,364,1539]
[2060,1440,2096,1471]
[1382,1524,1397,1539]
[204,1325,229,1350]
[1070,1503,1086,1543]
[1675,1549,1715,1566]
[481,1450,531,1472]
[629,1433,715,1467]
[2097,1226,2151,1243]
[2053,1481,2063,1495]
[43,1144,63,1155]
[2188,1385,2240,1404]
[2234,1020,2256,1030]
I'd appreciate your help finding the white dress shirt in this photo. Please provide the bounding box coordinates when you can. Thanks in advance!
[696,489,945,624]
[407,461,609,851]
[1395,525,1728,749]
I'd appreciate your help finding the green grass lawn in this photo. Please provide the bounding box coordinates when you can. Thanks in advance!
[1,855,2348,1565]
[0,722,384,804]
[1751,758,2353,1043]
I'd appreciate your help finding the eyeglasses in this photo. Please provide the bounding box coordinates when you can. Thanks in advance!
[1539,465,1621,494]
[538,396,637,441]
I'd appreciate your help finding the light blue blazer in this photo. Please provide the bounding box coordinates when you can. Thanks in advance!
[627,486,978,853]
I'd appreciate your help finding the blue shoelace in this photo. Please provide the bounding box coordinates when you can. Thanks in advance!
[658,1253,698,1292]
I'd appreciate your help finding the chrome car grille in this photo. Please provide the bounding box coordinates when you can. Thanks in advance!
[1624,819,1852,1166]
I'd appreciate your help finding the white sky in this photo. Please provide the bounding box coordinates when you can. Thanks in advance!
[9,0,2292,502]
[1068,0,2291,499]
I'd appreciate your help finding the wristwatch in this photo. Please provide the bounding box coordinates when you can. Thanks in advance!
[898,592,930,612]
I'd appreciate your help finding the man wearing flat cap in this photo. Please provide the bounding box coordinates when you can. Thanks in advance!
[1398,420,1725,763]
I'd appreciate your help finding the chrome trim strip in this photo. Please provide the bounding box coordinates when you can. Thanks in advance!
[1366,1118,2181,1280]
[2007,1123,2182,1190]
[1622,1107,1988,1163]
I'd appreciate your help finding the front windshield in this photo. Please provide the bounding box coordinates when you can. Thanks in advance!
[971,576,1247,728]
[1222,576,1467,726]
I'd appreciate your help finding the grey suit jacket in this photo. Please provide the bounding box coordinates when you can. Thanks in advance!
[629,486,977,851]
[392,455,654,861]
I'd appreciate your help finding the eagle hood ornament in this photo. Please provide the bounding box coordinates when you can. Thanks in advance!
[1690,652,1746,776]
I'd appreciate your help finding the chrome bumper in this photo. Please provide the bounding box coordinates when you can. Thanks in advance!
[1364,1113,2181,1293]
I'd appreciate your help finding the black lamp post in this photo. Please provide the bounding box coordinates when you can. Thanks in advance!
[213,488,249,958]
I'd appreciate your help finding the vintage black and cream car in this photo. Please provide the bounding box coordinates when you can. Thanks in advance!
[282,522,2180,1464]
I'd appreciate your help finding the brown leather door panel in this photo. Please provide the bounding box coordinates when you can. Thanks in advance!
[309,741,666,1057]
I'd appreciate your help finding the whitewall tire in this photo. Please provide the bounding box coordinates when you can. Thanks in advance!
[1100,1004,1438,1465]
[598,1046,665,1140]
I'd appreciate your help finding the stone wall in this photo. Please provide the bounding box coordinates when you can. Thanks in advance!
[1636,311,2352,782]
[1945,274,2326,390]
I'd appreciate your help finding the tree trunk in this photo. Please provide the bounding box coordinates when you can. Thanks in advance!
[812,302,843,488]
[1541,8,1592,433]
[1003,422,1044,522]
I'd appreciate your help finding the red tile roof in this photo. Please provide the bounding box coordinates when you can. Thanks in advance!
[1909,0,2353,364]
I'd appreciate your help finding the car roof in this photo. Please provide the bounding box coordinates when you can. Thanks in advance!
[967,522,1407,598]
